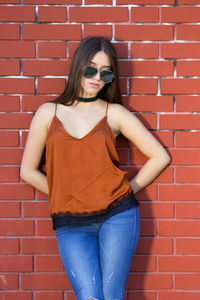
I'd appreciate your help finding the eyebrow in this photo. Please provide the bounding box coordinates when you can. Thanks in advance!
[90,61,111,68]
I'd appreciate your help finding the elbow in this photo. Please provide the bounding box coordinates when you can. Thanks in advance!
[161,150,171,168]
[20,165,32,183]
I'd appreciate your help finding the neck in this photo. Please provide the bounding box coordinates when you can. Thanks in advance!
[77,95,98,102]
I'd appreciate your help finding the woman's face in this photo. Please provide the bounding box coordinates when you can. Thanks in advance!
[80,51,111,98]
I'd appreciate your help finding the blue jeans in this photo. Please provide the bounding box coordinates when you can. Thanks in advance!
[56,206,140,300]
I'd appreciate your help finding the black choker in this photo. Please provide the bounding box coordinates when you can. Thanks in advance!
[77,95,98,102]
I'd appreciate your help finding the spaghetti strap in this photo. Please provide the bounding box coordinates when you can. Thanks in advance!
[105,102,109,116]
[54,103,57,116]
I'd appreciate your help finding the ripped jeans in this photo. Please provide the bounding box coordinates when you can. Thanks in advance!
[56,206,140,300]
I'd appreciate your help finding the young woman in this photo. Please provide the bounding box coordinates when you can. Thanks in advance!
[20,36,170,300]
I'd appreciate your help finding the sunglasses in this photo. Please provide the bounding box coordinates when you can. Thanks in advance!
[83,65,114,83]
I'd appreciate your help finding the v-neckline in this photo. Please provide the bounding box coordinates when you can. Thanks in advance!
[54,114,107,141]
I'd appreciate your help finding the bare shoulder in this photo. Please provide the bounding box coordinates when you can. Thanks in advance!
[107,102,136,133]
[32,102,56,129]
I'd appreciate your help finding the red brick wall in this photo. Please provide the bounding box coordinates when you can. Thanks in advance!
[1,0,200,299]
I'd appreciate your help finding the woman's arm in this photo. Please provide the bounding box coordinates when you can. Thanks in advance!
[20,102,54,195]
[111,104,171,194]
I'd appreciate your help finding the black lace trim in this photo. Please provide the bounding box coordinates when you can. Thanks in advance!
[51,189,134,219]
[52,190,139,230]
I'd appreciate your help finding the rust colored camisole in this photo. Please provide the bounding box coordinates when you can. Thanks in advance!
[46,101,139,230]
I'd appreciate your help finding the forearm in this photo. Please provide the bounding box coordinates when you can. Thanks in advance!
[130,156,170,194]
[20,169,49,195]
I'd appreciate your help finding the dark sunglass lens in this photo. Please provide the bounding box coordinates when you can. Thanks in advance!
[100,70,114,83]
[84,66,97,78]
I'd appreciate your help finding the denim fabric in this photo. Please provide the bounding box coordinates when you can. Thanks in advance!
[56,206,140,300]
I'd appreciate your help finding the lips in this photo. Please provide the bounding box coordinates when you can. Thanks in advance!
[89,82,100,88]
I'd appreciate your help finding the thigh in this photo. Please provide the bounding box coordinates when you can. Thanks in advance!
[56,225,104,300]
[99,207,140,300]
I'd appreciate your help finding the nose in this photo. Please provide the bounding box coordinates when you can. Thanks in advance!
[94,70,101,80]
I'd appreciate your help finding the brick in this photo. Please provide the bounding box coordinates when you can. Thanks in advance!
[0,256,32,272]
[22,237,58,254]
[120,78,128,94]
[0,131,19,147]
[23,60,70,76]
[123,96,173,112]
[113,43,128,59]
[117,0,174,3]
[38,6,67,22]
[140,220,156,236]
[159,221,200,237]
[159,256,200,272]
[86,0,112,3]
[140,203,174,219]
[131,43,159,59]
[177,61,200,76]
[162,7,200,22]
[179,0,200,3]
[0,79,34,94]
[38,41,66,58]
[0,167,19,182]
[24,0,81,3]
[35,255,64,272]
[171,149,200,165]
[130,78,158,94]
[0,202,20,217]
[35,292,64,300]
[161,78,200,95]
[175,274,200,290]
[83,25,112,39]
[70,7,128,22]
[177,25,200,41]
[126,274,172,290]
[36,219,55,236]
[0,96,19,112]
[176,167,200,183]
[0,292,32,300]
[22,24,81,40]
[177,203,200,219]
[0,24,19,39]
[0,41,35,58]
[161,43,200,59]
[132,113,157,130]
[160,114,200,130]
[0,184,34,200]
[0,220,34,236]
[159,292,200,300]
[23,201,49,218]
[128,292,156,300]
[154,167,173,183]
[133,185,156,201]
[21,274,70,290]
[176,238,200,254]
[0,60,20,75]
[115,25,173,41]
[0,149,23,164]
[176,132,200,148]
[0,0,20,3]
[22,95,54,112]
[131,255,156,272]
[0,274,18,289]
[0,6,35,22]
[37,78,66,94]
[131,7,159,23]
[159,185,200,201]
[0,238,19,254]
[0,113,33,129]
[119,61,173,77]
[176,96,200,112]
[151,131,173,147]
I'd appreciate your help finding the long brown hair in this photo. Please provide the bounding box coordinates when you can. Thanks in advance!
[39,36,122,173]
[52,36,122,105]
